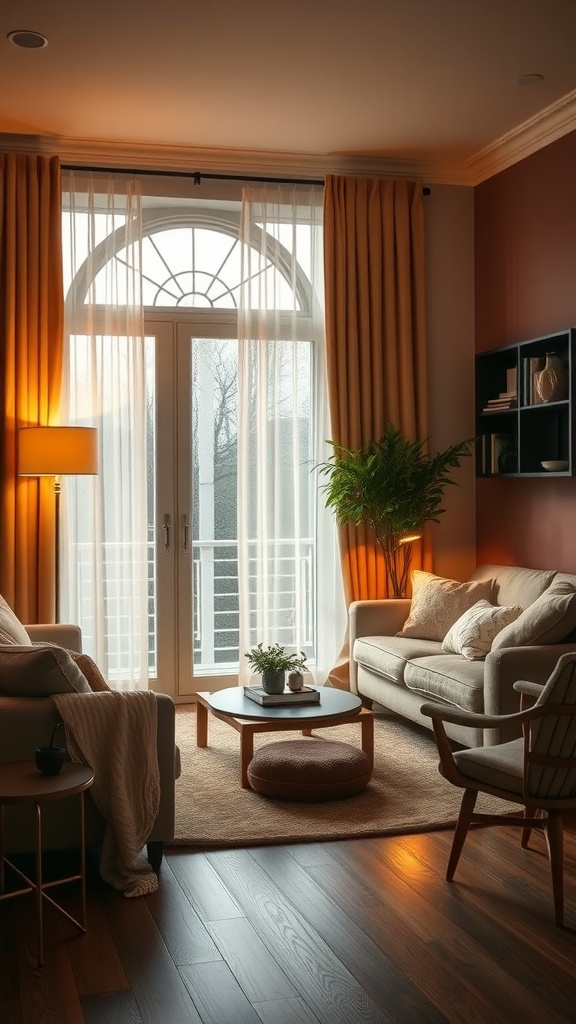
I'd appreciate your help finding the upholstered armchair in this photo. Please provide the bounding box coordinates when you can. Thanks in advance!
[0,614,179,873]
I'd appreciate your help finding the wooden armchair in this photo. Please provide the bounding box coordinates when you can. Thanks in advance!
[421,652,576,927]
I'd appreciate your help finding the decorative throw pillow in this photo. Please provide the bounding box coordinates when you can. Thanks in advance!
[491,579,576,649]
[0,595,32,646]
[69,651,112,692]
[398,570,493,642]
[442,599,524,661]
[0,644,92,696]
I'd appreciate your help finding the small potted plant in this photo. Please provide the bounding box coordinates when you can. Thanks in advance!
[245,643,307,695]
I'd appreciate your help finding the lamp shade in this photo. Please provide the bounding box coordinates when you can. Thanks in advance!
[19,426,99,476]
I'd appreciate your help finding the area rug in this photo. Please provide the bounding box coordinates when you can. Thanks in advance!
[170,705,522,848]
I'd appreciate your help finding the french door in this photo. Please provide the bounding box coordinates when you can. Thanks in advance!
[151,316,241,697]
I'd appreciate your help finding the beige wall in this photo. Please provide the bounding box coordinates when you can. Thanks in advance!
[424,184,477,582]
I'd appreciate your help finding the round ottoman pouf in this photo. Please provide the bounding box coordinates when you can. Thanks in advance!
[247,739,372,801]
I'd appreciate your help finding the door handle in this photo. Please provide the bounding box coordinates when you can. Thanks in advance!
[163,514,171,553]
[182,513,190,554]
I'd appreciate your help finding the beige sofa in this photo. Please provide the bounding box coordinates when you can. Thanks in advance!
[350,564,576,747]
[0,622,179,868]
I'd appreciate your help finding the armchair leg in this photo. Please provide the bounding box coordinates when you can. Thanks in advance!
[146,841,164,873]
[545,812,565,927]
[447,788,477,882]
[521,804,538,848]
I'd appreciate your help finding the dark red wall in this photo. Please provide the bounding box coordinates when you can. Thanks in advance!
[475,130,576,571]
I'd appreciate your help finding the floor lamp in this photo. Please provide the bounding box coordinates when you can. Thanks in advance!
[18,426,99,622]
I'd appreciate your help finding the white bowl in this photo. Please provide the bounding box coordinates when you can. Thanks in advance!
[541,460,569,472]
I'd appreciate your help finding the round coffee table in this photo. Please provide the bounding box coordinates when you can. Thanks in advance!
[195,687,373,788]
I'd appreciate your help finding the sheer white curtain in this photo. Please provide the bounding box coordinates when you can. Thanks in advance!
[60,172,150,690]
[237,184,344,685]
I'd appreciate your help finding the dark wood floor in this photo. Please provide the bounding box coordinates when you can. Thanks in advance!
[1,821,576,1024]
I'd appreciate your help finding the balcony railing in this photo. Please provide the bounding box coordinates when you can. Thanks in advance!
[71,536,315,679]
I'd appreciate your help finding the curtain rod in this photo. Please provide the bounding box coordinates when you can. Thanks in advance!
[62,165,324,186]
[62,165,431,194]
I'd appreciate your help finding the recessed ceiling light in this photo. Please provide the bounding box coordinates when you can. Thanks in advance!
[514,73,544,87]
[8,30,48,49]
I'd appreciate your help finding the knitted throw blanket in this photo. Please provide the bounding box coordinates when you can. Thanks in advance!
[52,690,160,897]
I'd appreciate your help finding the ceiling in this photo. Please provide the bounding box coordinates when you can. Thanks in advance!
[2,0,576,184]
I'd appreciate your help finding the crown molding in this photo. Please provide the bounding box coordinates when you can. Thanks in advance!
[2,89,576,189]
[0,132,471,186]
[466,88,576,185]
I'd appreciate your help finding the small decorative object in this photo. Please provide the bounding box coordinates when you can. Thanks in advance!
[245,643,307,695]
[35,721,67,775]
[287,670,304,691]
[541,460,569,472]
[535,353,568,403]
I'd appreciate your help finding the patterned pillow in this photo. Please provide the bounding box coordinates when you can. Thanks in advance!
[0,645,92,696]
[442,599,524,661]
[398,571,493,641]
[0,595,32,645]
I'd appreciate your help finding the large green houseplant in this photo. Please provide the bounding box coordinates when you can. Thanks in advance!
[318,423,473,598]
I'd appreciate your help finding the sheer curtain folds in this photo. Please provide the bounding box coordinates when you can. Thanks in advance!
[237,184,343,685]
[61,172,149,689]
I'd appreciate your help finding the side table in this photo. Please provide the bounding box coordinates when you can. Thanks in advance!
[0,760,94,967]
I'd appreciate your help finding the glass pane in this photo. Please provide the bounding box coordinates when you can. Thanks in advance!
[192,338,239,671]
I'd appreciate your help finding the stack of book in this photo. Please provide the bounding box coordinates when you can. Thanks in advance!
[243,685,321,707]
[482,367,518,413]
[482,390,517,413]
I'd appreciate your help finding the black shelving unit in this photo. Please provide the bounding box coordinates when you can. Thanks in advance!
[475,328,575,477]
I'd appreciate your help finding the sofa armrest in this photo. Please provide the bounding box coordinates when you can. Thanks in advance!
[484,643,576,718]
[348,598,411,693]
[25,623,82,653]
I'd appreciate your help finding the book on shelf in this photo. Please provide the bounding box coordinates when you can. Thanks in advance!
[506,367,518,394]
[480,433,516,474]
[243,685,321,706]
[522,356,545,405]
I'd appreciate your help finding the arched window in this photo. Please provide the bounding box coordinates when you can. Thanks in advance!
[62,180,341,695]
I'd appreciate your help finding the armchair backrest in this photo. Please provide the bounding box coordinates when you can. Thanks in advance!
[528,653,576,800]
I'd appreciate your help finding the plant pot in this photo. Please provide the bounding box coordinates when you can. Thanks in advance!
[261,669,286,695]
[35,745,67,776]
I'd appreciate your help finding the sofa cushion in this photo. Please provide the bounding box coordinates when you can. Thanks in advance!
[468,565,556,609]
[398,571,493,642]
[0,645,92,696]
[0,596,32,646]
[442,599,523,661]
[405,654,485,712]
[353,635,443,684]
[491,579,576,650]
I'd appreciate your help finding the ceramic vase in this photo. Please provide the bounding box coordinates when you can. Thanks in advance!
[535,353,568,403]
[287,670,304,691]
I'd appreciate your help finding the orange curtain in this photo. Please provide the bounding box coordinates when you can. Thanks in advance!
[323,175,428,683]
[0,153,63,622]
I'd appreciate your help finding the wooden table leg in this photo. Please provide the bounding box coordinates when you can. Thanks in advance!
[361,712,374,770]
[239,725,255,788]
[196,700,208,748]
